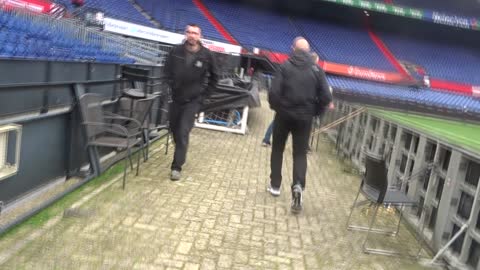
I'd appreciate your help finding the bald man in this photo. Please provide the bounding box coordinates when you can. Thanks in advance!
[268,37,332,213]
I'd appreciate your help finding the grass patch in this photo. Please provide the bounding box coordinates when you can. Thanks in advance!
[0,163,124,239]
[369,109,480,153]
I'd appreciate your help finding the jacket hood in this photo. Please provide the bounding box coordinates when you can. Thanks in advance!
[289,50,314,68]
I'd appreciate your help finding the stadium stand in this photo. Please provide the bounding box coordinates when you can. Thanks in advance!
[135,0,226,41]
[379,32,480,85]
[328,75,480,113]
[203,0,398,71]
[54,0,154,26]
[0,11,135,63]
[202,0,297,52]
[295,18,397,71]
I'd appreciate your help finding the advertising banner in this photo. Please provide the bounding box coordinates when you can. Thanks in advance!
[103,18,242,54]
[324,0,480,30]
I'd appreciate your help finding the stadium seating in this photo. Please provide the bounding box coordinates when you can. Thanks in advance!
[296,18,397,71]
[202,0,397,71]
[328,75,480,113]
[55,0,154,26]
[135,0,226,41]
[0,12,134,63]
[202,0,297,51]
[379,32,480,85]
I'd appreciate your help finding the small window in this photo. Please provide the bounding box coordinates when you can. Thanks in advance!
[436,177,445,201]
[428,207,437,230]
[383,124,389,138]
[451,224,465,254]
[425,142,437,163]
[371,118,378,132]
[400,155,407,173]
[468,240,480,269]
[413,136,419,154]
[404,133,412,150]
[390,126,397,141]
[457,192,474,220]
[379,143,386,156]
[416,196,424,217]
[423,168,432,191]
[408,160,415,177]
[442,149,452,171]
[465,160,480,187]
[0,124,22,181]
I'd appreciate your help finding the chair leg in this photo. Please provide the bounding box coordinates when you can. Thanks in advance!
[128,153,134,170]
[362,204,379,253]
[136,145,141,176]
[144,130,150,161]
[346,184,362,229]
[146,138,150,161]
[363,205,424,258]
[394,206,403,237]
[165,132,170,155]
[122,153,128,190]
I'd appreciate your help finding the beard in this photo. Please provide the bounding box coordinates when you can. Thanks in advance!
[186,38,199,46]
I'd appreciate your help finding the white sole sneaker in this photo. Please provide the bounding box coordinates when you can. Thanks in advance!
[267,185,281,197]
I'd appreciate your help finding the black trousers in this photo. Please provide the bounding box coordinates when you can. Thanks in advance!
[169,99,201,171]
[270,113,312,190]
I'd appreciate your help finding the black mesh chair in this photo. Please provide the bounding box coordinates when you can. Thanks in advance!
[79,93,144,190]
[346,152,425,257]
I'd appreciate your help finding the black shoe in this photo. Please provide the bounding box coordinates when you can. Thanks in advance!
[291,184,303,214]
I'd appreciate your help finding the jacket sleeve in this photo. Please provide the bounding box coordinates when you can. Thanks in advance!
[206,50,219,96]
[163,47,175,90]
[315,67,333,108]
[268,65,284,110]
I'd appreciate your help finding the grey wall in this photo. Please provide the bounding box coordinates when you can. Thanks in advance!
[0,59,164,204]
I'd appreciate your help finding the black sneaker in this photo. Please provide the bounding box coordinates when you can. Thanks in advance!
[291,184,303,214]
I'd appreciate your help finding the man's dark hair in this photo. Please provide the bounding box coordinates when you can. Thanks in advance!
[187,23,201,30]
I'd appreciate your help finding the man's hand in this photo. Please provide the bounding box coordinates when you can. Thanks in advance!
[328,102,335,110]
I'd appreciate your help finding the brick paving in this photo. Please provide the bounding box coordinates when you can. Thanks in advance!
[0,98,433,269]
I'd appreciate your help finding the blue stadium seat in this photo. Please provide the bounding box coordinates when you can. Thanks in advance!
[296,18,397,71]
[55,0,154,26]
[327,75,480,113]
[380,32,480,85]
[202,0,396,71]
[136,0,226,41]
[0,12,134,64]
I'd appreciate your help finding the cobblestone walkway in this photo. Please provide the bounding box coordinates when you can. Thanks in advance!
[0,99,432,269]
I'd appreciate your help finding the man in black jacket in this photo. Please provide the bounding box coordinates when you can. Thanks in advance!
[164,23,218,181]
[268,37,332,213]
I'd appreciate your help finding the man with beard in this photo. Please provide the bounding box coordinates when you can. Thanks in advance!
[164,23,219,181]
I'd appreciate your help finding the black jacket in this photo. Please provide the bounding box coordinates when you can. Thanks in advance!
[164,43,218,103]
[269,50,332,120]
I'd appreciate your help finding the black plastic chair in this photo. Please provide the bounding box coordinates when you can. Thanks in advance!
[346,152,425,257]
[79,93,143,190]
[120,66,170,157]
[117,92,158,161]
